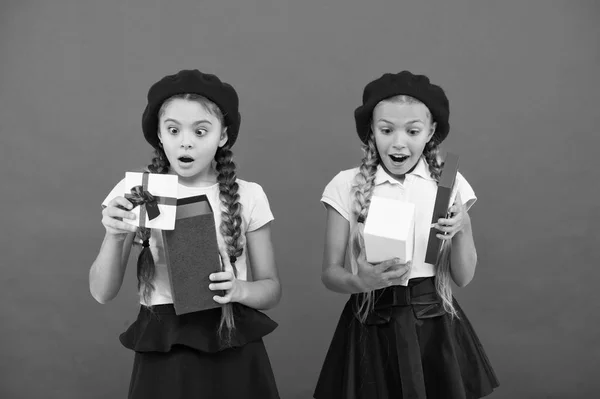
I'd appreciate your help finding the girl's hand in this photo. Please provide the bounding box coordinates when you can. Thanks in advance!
[432,191,471,240]
[209,248,244,304]
[101,197,139,236]
[355,228,412,291]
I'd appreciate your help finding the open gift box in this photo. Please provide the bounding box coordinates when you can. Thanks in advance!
[364,195,416,267]
[162,195,223,315]
[123,172,178,230]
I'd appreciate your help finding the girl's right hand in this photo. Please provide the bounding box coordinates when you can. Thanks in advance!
[101,197,139,236]
[356,249,412,292]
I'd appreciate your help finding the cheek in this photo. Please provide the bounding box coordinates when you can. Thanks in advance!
[195,137,222,159]
[196,146,216,160]
[373,134,388,152]
[161,140,179,158]
[408,137,428,155]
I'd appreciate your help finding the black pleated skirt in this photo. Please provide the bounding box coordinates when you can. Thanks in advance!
[314,277,499,399]
[120,303,280,399]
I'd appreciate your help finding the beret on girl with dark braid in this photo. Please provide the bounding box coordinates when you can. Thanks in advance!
[141,69,241,149]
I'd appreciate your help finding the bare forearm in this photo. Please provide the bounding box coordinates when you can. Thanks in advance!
[89,233,132,303]
[322,266,364,294]
[450,223,477,287]
[236,278,282,310]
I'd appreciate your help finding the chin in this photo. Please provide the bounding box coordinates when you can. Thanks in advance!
[178,169,202,178]
[169,165,191,176]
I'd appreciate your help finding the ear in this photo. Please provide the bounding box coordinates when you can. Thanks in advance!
[157,129,162,143]
[219,127,229,148]
[427,122,437,143]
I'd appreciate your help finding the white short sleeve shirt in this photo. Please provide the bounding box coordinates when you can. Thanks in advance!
[102,178,274,306]
[321,156,476,279]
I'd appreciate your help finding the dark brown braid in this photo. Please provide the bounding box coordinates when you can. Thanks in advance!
[214,144,244,344]
[148,147,170,173]
[138,93,247,339]
[136,93,222,306]
[136,147,169,305]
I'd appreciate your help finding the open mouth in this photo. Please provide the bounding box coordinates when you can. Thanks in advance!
[389,154,409,163]
[178,156,194,163]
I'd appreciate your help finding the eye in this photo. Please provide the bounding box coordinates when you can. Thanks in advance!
[380,127,392,135]
[195,128,207,136]
[408,128,420,135]
[168,127,179,134]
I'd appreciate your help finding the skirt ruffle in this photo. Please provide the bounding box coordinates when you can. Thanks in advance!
[314,277,499,399]
[121,303,280,399]
[120,302,278,353]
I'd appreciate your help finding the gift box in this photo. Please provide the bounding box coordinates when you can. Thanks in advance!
[123,172,178,230]
[425,152,459,264]
[162,195,223,315]
[364,196,415,266]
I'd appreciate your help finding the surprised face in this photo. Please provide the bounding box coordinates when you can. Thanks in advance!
[371,100,435,180]
[157,98,228,185]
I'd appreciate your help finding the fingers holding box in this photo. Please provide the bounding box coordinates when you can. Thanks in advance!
[102,196,139,235]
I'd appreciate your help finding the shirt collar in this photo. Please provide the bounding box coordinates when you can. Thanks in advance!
[374,156,435,186]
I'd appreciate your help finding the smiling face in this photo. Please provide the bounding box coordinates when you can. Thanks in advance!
[371,96,436,179]
[157,96,228,185]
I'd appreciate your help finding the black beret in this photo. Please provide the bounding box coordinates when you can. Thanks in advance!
[142,69,241,149]
[354,71,450,144]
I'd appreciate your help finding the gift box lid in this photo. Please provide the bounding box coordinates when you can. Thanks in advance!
[123,172,178,230]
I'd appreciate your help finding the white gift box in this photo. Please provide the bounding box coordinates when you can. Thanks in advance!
[123,172,178,230]
[364,196,415,265]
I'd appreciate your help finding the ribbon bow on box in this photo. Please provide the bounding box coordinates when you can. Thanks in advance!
[124,172,178,229]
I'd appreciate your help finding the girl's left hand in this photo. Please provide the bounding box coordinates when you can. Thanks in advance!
[432,192,471,240]
[209,248,244,304]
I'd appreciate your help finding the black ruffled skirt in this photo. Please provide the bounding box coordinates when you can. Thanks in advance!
[120,303,280,399]
[314,277,499,399]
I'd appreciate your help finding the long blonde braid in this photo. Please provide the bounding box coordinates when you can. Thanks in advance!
[350,94,459,322]
[423,140,459,318]
[349,135,380,323]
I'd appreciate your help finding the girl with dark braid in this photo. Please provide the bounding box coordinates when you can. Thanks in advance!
[90,70,281,399]
[314,71,498,399]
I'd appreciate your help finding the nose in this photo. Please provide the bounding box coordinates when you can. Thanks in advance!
[391,131,407,149]
[180,131,194,149]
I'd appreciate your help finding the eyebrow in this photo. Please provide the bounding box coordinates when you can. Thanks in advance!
[405,119,425,125]
[163,118,213,125]
[376,118,424,125]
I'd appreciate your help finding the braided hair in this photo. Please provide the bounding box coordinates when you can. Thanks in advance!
[351,95,458,322]
[134,147,170,305]
[135,93,246,340]
[349,135,380,322]
[214,143,244,342]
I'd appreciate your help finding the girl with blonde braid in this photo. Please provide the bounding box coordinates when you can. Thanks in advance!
[90,69,281,399]
[314,71,499,399]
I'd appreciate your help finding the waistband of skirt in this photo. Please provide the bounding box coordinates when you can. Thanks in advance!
[351,277,439,308]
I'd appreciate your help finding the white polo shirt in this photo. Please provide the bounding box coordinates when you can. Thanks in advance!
[321,156,476,280]
[101,178,274,306]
